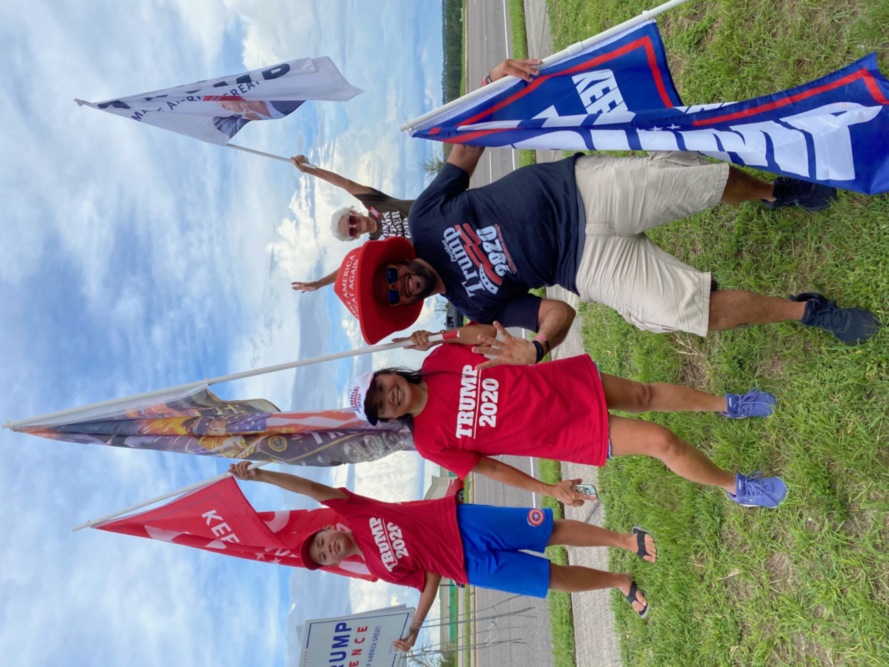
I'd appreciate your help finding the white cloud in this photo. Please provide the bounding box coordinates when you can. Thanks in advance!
[0,1,444,666]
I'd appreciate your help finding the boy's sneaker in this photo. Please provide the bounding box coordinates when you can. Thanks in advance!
[722,390,776,419]
[791,292,880,345]
[728,472,787,508]
[761,177,837,212]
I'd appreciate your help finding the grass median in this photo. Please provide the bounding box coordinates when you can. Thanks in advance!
[547,1,888,665]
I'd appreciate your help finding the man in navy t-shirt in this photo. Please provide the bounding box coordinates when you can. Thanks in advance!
[410,153,584,333]
[334,59,879,362]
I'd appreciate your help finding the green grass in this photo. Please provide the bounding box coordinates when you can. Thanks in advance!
[538,459,578,667]
[519,149,537,167]
[508,0,530,60]
[546,1,889,665]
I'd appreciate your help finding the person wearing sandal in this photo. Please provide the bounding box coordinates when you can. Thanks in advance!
[351,322,788,510]
[229,461,657,656]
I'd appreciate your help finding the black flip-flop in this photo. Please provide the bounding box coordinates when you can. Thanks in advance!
[626,581,649,619]
[632,526,656,562]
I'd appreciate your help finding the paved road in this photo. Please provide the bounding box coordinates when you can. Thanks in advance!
[462,2,553,667]
[464,2,623,666]
[465,0,519,187]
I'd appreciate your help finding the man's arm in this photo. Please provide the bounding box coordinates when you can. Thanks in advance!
[446,144,486,179]
[444,58,543,179]
[291,155,375,196]
[291,268,338,292]
[471,456,593,506]
[393,571,442,652]
[228,461,347,503]
[534,297,576,351]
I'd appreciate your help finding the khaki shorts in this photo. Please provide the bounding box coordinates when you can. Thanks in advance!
[573,152,729,337]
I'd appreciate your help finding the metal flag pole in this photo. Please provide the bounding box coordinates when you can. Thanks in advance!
[226,145,319,168]
[71,461,273,532]
[5,335,443,430]
[399,0,694,132]
[226,143,291,163]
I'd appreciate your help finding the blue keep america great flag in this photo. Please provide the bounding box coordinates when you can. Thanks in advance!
[407,21,889,195]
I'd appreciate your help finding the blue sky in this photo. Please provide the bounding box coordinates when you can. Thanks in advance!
[0,2,444,666]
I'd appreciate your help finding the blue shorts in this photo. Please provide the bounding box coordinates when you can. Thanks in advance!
[456,504,554,599]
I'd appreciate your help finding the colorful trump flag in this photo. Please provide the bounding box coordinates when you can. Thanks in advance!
[95,476,377,581]
[407,21,889,194]
[78,56,362,145]
[11,386,413,466]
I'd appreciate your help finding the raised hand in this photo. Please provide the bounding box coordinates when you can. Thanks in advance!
[473,321,537,369]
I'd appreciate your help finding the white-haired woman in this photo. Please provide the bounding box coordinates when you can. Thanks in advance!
[290,156,413,293]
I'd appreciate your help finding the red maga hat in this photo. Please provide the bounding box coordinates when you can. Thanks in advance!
[334,237,423,344]
[297,529,322,570]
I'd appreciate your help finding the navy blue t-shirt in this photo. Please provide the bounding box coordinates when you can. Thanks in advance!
[409,156,583,330]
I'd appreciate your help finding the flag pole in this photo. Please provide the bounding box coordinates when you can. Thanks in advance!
[226,143,292,163]
[399,0,694,132]
[71,461,272,532]
[5,335,443,430]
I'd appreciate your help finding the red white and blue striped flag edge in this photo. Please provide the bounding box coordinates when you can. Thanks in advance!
[408,21,889,195]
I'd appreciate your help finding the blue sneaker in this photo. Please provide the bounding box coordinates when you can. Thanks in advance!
[728,472,788,508]
[791,292,880,345]
[761,177,837,212]
[722,390,776,419]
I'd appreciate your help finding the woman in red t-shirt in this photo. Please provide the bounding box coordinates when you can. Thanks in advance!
[353,323,786,510]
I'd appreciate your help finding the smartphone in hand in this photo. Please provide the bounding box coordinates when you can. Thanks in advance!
[574,483,598,500]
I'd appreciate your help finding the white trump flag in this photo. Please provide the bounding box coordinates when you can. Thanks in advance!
[78,56,363,146]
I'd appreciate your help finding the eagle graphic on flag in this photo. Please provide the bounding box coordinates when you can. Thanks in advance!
[12,386,413,466]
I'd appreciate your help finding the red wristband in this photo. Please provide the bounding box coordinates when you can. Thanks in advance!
[441,330,459,341]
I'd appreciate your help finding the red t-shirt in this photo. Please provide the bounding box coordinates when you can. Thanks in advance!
[323,490,467,591]
[413,345,609,478]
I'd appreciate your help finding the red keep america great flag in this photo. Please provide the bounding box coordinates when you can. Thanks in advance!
[94,476,376,581]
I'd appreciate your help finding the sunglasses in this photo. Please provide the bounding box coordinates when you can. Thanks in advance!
[347,214,361,238]
[385,265,400,305]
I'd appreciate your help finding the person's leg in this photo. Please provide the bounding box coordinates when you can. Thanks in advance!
[574,153,728,235]
[708,290,805,330]
[601,373,726,413]
[548,519,656,563]
[609,415,736,493]
[720,167,775,204]
[609,414,788,507]
[575,233,713,337]
[549,565,647,614]
[708,288,879,344]
[684,157,836,210]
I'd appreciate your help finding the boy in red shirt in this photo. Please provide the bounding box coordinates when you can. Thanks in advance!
[228,461,657,652]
